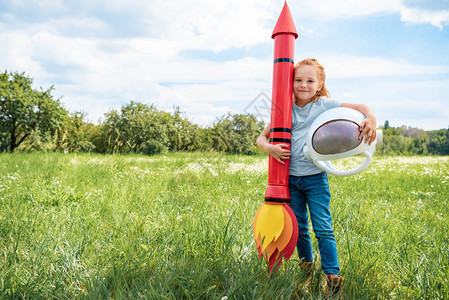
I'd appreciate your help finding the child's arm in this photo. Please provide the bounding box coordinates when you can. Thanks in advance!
[256,124,291,164]
[341,103,377,145]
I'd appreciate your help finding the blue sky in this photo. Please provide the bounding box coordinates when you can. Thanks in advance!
[1,0,448,130]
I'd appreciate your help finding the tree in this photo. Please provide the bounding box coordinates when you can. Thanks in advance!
[100,102,187,154]
[427,128,449,155]
[0,71,67,152]
[212,113,265,154]
[55,112,98,153]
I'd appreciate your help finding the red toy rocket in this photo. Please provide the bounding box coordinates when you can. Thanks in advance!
[253,2,299,273]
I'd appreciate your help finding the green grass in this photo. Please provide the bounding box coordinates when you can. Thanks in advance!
[0,153,448,299]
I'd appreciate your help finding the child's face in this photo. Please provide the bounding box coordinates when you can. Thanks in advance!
[293,65,322,103]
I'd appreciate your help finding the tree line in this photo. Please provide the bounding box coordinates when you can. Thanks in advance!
[378,121,449,155]
[1,71,448,155]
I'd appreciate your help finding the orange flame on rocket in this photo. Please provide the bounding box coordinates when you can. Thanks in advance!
[253,203,298,273]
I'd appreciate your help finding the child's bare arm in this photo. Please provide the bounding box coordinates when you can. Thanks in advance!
[341,103,377,145]
[256,124,291,164]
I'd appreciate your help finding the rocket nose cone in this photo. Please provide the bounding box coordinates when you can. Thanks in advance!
[272,2,298,39]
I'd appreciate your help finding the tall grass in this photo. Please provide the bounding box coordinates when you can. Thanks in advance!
[0,153,448,299]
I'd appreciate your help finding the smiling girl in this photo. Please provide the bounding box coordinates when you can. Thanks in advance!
[257,58,377,295]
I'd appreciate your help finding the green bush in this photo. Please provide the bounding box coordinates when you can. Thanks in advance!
[244,146,265,156]
[138,140,167,155]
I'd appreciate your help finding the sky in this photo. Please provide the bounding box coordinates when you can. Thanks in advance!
[1,0,449,130]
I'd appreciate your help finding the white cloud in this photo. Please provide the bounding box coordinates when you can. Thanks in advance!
[144,0,277,52]
[295,53,449,79]
[292,0,449,29]
[2,0,279,55]
[374,98,449,130]
[400,6,449,29]
[0,32,44,76]
[2,26,447,127]
[0,30,271,123]
[329,77,449,130]
[8,0,66,12]
[295,0,402,19]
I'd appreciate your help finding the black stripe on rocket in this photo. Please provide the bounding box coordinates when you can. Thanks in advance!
[273,58,294,64]
[270,127,291,144]
[270,127,292,133]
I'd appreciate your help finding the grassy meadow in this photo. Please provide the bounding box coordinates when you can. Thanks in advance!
[0,153,448,299]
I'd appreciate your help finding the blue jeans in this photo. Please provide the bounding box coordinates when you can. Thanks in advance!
[289,172,340,275]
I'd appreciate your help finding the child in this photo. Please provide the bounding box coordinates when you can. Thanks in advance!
[256,58,377,294]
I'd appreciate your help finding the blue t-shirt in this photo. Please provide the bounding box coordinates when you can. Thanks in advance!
[289,98,342,176]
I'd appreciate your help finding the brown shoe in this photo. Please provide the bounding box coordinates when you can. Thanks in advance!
[326,274,343,298]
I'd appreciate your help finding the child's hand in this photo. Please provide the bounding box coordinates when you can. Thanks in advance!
[341,103,377,145]
[359,117,377,145]
[269,144,291,164]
